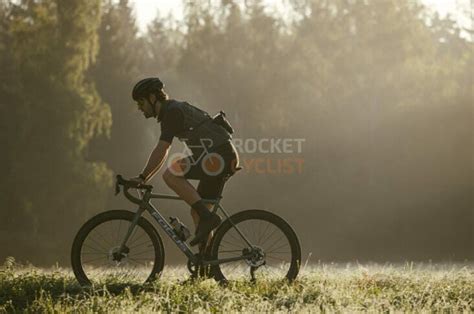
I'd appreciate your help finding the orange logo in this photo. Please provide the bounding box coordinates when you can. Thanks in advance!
[168,153,191,176]
[202,153,224,176]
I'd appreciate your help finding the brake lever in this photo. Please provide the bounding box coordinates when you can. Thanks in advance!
[115,181,121,195]
[137,188,143,199]
[114,174,152,196]
[115,174,124,195]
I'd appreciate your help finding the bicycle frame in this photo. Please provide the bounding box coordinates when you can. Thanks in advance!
[119,189,254,266]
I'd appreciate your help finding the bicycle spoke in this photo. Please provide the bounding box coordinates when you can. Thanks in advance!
[267,242,290,254]
[267,250,290,254]
[81,251,107,255]
[128,239,153,250]
[78,217,158,285]
[128,257,147,265]
[82,256,108,264]
[220,238,245,249]
[259,225,279,247]
[130,249,154,256]
[257,221,272,245]
[128,229,147,247]
[214,213,299,283]
[265,234,286,252]
[266,255,288,262]
[82,243,107,254]
[92,228,114,249]
[116,220,122,245]
[227,229,245,244]
[86,235,110,253]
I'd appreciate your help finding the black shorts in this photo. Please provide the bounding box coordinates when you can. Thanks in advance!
[172,143,239,199]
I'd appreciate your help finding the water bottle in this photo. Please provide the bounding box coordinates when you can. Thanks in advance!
[169,217,191,241]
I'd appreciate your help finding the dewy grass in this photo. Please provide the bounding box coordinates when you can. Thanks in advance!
[0,261,472,312]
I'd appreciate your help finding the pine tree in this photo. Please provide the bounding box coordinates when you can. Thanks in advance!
[0,0,111,264]
[89,0,150,174]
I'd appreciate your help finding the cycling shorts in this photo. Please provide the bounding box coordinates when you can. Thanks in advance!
[173,143,239,199]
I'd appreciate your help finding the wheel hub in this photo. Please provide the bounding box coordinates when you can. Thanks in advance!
[109,246,129,264]
[243,246,266,267]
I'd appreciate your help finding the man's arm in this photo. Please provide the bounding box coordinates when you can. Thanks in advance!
[140,140,171,182]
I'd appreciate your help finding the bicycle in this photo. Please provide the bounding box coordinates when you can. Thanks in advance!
[71,174,301,286]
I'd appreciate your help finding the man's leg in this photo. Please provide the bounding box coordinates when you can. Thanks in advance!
[190,202,214,254]
[194,176,226,250]
[162,168,210,223]
[163,169,201,205]
[163,169,221,246]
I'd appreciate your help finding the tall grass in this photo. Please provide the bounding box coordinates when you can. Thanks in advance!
[0,258,472,312]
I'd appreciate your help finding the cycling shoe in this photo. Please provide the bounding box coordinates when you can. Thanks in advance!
[190,213,221,246]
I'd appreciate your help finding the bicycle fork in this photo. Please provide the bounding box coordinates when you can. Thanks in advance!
[116,206,146,259]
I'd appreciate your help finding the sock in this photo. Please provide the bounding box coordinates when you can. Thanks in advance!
[191,200,211,219]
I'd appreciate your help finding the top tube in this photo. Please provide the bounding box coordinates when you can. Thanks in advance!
[149,192,220,204]
[150,193,181,200]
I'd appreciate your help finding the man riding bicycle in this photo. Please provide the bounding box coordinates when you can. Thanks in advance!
[130,77,239,248]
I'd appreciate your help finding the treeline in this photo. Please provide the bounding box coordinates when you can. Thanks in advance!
[0,0,471,264]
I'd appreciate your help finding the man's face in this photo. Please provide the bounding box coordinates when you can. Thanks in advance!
[137,97,155,119]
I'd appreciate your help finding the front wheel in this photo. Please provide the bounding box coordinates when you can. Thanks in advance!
[209,210,301,283]
[71,210,165,286]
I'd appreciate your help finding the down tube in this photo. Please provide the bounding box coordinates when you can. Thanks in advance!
[146,203,195,259]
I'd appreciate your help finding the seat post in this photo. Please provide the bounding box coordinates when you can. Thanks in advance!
[212,167,241,208]
[216,173,232,199]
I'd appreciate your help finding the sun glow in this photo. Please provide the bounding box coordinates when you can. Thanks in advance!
[131,0,471,33]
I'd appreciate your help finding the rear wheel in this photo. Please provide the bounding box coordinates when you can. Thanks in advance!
[71,210,165,286]
[209,210,301,283]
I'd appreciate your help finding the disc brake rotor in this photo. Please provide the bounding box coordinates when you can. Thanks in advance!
[108,246,129,264]
[243,246,266,267]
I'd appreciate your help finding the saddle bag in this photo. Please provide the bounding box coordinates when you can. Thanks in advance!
[212,111,234,134]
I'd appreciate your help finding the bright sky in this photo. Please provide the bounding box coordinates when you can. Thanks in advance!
[131,0,471,35]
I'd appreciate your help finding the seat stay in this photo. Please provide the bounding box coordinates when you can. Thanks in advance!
[214,203,254,248]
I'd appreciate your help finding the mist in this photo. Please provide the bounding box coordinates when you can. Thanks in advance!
[0,0,471,266]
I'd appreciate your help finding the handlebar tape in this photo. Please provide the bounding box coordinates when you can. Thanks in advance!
[115,175,153,191]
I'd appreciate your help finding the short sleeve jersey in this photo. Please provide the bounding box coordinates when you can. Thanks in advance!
[159,103,184,143]
[158,100,237,160]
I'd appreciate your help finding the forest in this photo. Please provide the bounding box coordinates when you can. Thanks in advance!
[0,0,472,265]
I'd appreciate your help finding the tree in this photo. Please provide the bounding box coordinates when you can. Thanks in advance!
[89,0,150,175]
[0,0,112,264]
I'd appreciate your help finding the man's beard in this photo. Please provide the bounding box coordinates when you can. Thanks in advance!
[144,111,153,118]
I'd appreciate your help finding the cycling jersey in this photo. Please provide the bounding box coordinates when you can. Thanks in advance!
[159,99,232,157]
[158,99,239,198]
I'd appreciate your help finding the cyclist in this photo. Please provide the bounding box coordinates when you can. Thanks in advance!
[130,77,239,248]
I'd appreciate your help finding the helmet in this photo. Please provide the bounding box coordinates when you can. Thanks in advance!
[132,77,164,101]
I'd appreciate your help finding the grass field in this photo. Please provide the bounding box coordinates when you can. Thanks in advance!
[0,258,472,312]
